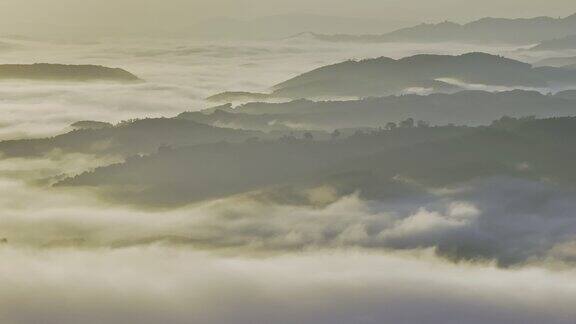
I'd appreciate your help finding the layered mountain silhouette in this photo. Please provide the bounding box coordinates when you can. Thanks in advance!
[9,88,576,163]
[530,35,576,51]
[211,53,576,100]
[0,64,140,82]
[182,90,576,130]
[0,118,261,157]
[309,13,576,44]
[57,116,576,206]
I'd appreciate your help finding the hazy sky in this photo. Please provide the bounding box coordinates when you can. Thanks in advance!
[0,0,574,37]
[1,0,574,20]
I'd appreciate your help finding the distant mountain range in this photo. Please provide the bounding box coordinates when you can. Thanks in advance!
[0,64,140,82]
[211,53,576,100]
[187,14,412,40]
[308,13,576,44]
[185,90,576,130]
[56,116,576,211]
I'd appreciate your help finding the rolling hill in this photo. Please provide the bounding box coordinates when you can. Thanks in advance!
[0,63,140,82]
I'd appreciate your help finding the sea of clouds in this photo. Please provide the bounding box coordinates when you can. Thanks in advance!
[0,36,529,139]
[1,36,576,323]
[0,154,575,323]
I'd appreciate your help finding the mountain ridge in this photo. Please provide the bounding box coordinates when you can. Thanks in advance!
[0,63,140,82]
[309,13,576,44]
[210,52,576,100]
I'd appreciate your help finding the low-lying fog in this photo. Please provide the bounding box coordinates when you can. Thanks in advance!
[1,154,576,323]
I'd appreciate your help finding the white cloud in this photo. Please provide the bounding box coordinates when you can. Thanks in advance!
[0,247,575,324]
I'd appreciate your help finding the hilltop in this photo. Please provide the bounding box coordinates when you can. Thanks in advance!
[0,63,140,82]
[212,53,576,100]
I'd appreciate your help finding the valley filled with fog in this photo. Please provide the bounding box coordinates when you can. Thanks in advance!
[0,36,527,139]
[2,10,576,323]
